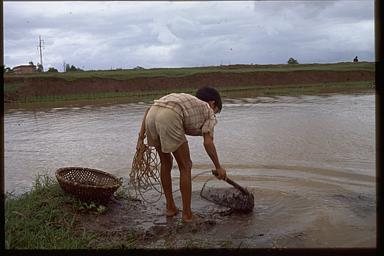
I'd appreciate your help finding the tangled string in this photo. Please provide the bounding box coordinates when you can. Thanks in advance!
[129,134,162,203]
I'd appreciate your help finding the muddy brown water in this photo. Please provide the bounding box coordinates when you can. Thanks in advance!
[4,93,375,248]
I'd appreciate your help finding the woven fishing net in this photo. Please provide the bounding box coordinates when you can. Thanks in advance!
[200,178,254,213]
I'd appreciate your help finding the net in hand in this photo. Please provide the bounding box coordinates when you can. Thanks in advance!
[129,133,162,203]
[200,178,254,213]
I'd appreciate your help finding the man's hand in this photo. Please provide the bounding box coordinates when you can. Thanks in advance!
[212,167,227,180]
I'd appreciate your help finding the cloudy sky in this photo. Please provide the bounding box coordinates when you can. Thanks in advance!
[4,1,375,72]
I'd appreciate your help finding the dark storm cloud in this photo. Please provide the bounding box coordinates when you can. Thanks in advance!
[4,1,374,71]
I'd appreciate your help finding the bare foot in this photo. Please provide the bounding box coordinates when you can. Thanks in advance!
[182,213,202,223]
[166,207,179,217]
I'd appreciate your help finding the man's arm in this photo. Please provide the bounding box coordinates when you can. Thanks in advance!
[203,132,227,180]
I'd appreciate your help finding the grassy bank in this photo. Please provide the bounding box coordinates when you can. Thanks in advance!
[219,81,374,98]
[4,175,138,249]
[4,62,375,109]
[4,62,375,81]
[4,81,374,110]
[5,175,238,249]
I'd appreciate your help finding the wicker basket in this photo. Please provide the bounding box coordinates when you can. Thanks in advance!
[56,167,122,202]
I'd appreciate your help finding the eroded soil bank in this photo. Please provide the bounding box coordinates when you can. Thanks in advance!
[4,70,374,103]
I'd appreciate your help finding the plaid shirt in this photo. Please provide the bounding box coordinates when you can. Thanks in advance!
[153,93,217,136]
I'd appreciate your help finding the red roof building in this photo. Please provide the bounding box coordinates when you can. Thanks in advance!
[12,64,36,73]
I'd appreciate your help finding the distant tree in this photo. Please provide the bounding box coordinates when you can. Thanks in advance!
[36,63,44,72]
[69,65,77,71]
[29,61,34,66]
[74,65,84,72]
[287,57,299,64]
[47,67,59,72]
[65,64,83,72]
[3,66,12,73]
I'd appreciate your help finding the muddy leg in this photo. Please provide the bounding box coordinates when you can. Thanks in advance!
[172,142,193,222]
[157,148,178,217]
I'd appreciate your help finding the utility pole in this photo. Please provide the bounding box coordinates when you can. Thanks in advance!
[38,35,44,71]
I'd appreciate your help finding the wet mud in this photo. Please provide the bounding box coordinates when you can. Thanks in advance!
[72,174,375,249]
[72,190,224,248]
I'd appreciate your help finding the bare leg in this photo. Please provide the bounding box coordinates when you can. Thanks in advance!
[172,142,193,222]
[157,148,178,217]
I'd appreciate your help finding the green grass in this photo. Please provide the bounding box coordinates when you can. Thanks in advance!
[218,81,374,98]
[4,174,140,249]
[5,175,91,249]
[3,82,24,93]
[4,62,375,81]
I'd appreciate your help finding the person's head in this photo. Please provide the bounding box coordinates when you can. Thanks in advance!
[196,86,222,114]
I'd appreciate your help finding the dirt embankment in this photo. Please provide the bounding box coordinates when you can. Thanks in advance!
[4,70,374,102]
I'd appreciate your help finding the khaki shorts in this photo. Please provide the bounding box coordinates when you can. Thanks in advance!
[145,105,187,153]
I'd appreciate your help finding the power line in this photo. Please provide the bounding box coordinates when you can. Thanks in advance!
[38,35,44,71]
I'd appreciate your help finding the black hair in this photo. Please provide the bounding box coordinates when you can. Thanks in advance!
[195,86,222,112]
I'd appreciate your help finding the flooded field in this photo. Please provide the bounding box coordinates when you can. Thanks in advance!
[4,93,376,248]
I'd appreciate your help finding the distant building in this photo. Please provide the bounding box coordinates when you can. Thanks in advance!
[12,64,36,73]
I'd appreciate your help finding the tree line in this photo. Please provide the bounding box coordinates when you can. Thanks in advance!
[3,62,84,73]
[4,58,300,74]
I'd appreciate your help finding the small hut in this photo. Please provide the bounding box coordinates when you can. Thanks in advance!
[12,64,37,73]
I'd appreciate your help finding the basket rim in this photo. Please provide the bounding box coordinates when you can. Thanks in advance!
[55,166,122,189]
